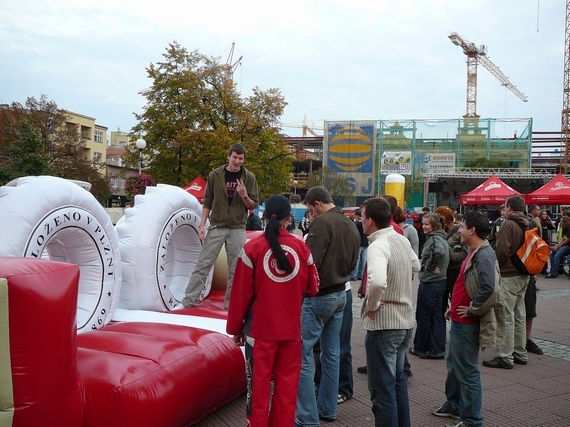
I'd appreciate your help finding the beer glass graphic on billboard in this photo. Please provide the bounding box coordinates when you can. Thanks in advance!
[385,173,405,208]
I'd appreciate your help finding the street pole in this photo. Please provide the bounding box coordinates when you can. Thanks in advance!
[135,138,147,174]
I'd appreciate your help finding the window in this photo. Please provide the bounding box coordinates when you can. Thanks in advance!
[110,177,119,188]
[93,152,102,164]
[94,130,103,143]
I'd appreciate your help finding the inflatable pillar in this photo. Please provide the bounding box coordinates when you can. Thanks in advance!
[384,173,406,208]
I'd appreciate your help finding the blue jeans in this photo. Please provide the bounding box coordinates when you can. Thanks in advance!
[413,279,447,356]
[313,290,353,398]
[351,247,367,279]
[443,321,483,427]
[549,244,570,277]
[338,289,353,399]
[296,291,346,426]
[365,328,412,427]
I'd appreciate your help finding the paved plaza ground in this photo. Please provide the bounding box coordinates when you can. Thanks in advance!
[195,271,570,427]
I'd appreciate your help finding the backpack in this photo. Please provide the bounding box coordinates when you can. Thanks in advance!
[510,225,550,275]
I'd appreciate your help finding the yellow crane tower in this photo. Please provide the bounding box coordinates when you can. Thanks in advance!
[449,32,527,119]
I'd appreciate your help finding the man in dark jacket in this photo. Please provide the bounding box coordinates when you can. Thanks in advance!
[483,194,529,369]
[181,143,259,310]
[295,186,359,426]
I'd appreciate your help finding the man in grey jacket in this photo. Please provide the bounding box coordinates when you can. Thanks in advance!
[181,143,258,310]
[432,211,503,427]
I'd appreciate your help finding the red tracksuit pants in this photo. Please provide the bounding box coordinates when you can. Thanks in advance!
[245,337,302,427]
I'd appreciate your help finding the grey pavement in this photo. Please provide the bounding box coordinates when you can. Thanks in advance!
[195,272,570,427]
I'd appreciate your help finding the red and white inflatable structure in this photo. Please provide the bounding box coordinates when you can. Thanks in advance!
[0,176,250,427]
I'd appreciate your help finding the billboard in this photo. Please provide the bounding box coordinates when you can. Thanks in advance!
[324,121,376,197]
[414,152,456,176]
[380,151,412,175]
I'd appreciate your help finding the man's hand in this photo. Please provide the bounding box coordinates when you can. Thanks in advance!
[236,178,247,199]
[456,305,470,318]
[233,334,245,346]
[198,224,207,241]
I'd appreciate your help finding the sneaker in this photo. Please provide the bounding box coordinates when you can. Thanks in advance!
[445,421,467,427]
[482,356,513,369]
[432,405,460,419]
[337,394,349,404]
[513,356,527,365]
[526,339,544,355]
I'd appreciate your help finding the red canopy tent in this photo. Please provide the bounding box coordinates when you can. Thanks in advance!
[525,173,570,205]
[460,175,521,205]
[182,176,206,204]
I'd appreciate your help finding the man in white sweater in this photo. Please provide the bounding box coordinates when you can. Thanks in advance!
[361,197,420,427]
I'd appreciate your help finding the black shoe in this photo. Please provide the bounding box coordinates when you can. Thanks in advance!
[431,405,460,419]
[357,365,367,374]
[409,348,427,358]
[544,274,557,279]
[482,356,513,369]
[319,415,336,422]
[526,339,544,355]
[420,352,445,360]
[513,356,528,365]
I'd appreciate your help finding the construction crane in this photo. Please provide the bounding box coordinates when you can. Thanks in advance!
[281,115,323,137]
[562,0,570,172]
[224,42,242,88]
[449,32,527,118]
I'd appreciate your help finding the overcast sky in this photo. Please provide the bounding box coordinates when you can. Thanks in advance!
[0,0,564,139]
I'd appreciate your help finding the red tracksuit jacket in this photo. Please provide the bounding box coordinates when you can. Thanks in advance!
[227,229,320,340]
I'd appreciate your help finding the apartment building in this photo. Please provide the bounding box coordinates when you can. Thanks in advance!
[65,111,108,171]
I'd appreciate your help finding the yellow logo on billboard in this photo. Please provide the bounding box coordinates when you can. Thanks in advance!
[328,126,373,172]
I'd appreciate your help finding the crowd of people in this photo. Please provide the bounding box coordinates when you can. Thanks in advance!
[179,146,560,427]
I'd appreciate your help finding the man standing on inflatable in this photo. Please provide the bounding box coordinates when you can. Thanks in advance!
[181,143,259,310]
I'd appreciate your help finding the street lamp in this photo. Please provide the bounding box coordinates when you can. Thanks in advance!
[135,138,146,174]
[293,180,298,221]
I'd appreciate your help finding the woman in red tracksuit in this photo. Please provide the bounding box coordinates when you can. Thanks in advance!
[227,194,320,427]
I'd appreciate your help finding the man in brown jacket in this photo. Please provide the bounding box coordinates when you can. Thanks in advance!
[483,195,529,369]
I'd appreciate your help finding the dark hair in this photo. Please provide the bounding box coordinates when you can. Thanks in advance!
[422,213,444,231]
[463,211,490,239]
[506,195,525,212]
[263,195,293,272]
[362,198,392,229]
[228,143,247,157]
[528,204,540,213]
[380,194,398,216]
[305,186,333,206]
[354,209,362,217]
[393,206,406,224]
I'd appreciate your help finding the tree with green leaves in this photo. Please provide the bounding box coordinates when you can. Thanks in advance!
[127,41,292,201]
[0,96,111,204]
[0,120,52,183]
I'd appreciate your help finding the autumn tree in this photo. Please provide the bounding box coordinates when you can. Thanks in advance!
[127,42,292,200]
[0,96,111,204]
